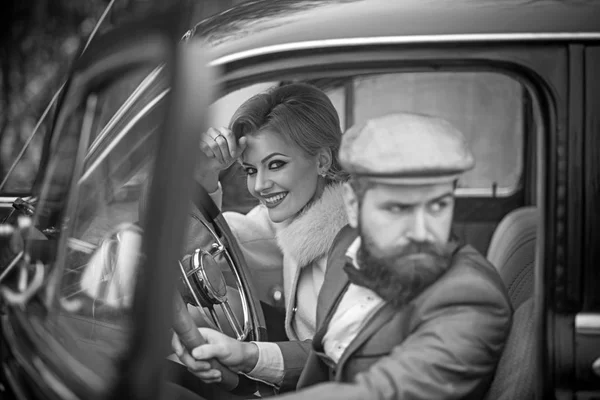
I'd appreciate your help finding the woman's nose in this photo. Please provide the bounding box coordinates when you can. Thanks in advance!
[254,170,272,193]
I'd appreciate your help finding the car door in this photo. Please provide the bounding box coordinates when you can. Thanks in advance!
[570,43,600,399]
[210,42,565,249]
[0,1,140,225]
[0,3,216,400]
[208,39,571,398]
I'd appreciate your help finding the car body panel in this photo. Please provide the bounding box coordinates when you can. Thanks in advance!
[194,0,600,64]
[2,1,600,399]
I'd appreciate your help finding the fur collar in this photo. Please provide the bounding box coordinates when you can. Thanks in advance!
[275,183,348,267]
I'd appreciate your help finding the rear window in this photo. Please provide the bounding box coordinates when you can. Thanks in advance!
[210,71,525,205]
[351,72,523,196]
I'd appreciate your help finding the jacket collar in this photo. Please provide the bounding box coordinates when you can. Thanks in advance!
[275,182,348,267]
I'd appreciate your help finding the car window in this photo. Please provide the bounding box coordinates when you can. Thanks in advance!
[215,71,524,215]
[351,72,523,196]
[0,66,154,196]
[29,67,165,388]
[209,81,348,214]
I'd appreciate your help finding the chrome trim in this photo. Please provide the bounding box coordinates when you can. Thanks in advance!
[0,196,35,203]
[78,89,169,184]
[178,259,219,331]
[0,251,23,285]
[575,313,600,335]
[209,32,600,66]
[455,185,519,198]
[66,238,97,254]
[193,249,228,302]
[593,358,600,377]
[196,218,251,341]
[0,196,20,204]
[220,300,245,340]
[86,65,165,159]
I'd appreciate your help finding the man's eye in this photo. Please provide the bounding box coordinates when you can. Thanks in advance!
[429,200,449,214]
[387,205,409,214]
[269,160,286,170]
[244,167,257,176]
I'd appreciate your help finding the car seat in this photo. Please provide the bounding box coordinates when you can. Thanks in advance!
[484,206,538,400]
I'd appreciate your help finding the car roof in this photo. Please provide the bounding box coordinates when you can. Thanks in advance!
[194,0,600,64]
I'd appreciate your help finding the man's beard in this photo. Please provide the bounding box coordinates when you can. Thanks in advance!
[344,229,459,309]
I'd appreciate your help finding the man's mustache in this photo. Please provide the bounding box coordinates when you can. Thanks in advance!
[381,239,456,261]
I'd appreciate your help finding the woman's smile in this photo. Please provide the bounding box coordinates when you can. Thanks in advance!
[242,130,320,223]
[262,191,289,208]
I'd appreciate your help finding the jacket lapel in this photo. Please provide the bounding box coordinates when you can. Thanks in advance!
[335,302,396,378]
[312,257,350,349]
[312,226,357,349]
[317,256,350,326]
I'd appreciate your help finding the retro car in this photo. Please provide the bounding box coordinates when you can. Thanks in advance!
[1,0,600,399]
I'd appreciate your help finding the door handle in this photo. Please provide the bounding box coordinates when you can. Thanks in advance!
[576,313,600,380]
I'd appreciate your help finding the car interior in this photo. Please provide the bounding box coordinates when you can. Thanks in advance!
[6,65,541,398]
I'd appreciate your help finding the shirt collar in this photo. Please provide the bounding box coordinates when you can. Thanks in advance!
[345,236,361,269]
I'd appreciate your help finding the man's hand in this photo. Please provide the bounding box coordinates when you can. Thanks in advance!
[171,328,259,384]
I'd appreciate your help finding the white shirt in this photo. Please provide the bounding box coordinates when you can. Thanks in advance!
[322,237,384,363]
[248,237,384,385]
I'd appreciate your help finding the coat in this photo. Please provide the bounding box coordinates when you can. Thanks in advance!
[199,182,349,342]
[274,226,513,400]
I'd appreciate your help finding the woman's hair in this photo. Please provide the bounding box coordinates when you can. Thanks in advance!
[229,83,349,183]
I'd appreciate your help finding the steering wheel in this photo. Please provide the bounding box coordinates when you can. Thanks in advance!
[169,182,272,396]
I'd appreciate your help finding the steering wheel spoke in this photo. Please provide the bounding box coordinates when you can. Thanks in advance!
[220,300,245,340]
[207,306,225,332]
[176,210,263,343]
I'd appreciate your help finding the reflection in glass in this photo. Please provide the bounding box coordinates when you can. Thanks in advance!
[30,67,166,387]
[78,223,143,308]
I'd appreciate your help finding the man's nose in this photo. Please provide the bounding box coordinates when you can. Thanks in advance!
[254,170,272,193]
[406,208,428,242]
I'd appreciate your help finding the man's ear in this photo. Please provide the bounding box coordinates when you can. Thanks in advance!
[342,182,359,228]
[316,148,333,174]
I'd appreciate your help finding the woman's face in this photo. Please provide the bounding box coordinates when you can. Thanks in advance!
[241,129,320,223]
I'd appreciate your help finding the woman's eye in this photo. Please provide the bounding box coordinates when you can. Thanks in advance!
[268,160,286,170]
[244,167,257,176]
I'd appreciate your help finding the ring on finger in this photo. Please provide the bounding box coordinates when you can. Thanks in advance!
[213,134,225,142]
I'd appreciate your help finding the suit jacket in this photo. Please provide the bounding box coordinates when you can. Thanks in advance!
[274,225,513,400]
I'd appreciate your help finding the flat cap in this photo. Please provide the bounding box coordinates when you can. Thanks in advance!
[339,112,475,185]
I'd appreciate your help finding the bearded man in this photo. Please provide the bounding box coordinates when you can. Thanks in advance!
[173,112,513,400]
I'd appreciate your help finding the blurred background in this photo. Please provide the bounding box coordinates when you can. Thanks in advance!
[0,0,246,195]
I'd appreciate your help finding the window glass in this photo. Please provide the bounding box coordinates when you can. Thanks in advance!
[353,72,524,195]
[325,86,346,131]
[28,67,165,389]
[0,67,154,195]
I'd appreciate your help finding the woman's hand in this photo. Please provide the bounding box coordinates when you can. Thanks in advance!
[196,127,247,193]
[171,328,259,384]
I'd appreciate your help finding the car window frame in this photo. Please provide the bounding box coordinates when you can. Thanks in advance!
[211,41,570,398]
[0,8,191,399]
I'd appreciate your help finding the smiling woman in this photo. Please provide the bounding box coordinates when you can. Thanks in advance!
[181,83,350,388]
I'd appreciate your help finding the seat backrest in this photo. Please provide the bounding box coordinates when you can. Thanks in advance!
[484,297,535,400]
[484,206,539,400]
[486,206,538,309]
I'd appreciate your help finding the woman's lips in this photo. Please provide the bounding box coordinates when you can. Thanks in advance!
[262,192,288,209]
